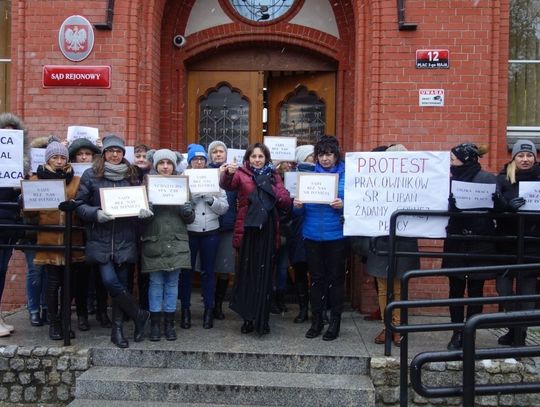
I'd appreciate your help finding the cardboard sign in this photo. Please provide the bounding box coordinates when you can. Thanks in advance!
[21,179,67,211]
[297,173,338,204]
[264,136,296,162]
[99,186,149,218]
[518,181,540,211]
[66,126,99,145]
[344,151,450,237]
[71,163,92,177]
[0,129,25,187]
[146,175,189,205]
[284,172,297,198]
[31,148,46,174]
[451,180,495,209]
[185,168,220,194]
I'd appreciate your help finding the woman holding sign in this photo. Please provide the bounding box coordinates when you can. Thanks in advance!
[444,143,496,350]
[293,136,346,341]
[75,135,151,348]
[220,142,291,335]
[494,139,540,347]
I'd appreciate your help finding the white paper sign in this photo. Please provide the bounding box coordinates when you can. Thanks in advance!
[71,163,92,177]
[344,151,450,237]
[31,148,46,173]
[419,89,444,107]
[518,181,540,211]
[264,136,296,162]
[100,186,149,218]
[21,180,66,210]
[185,168,220,194]
[284,172,297,198]
[66,126,99,145]
[451,180,495,209]
[226,148,246,166]
[146,175,189,205]
[124,146,135,164]
[297,173,337,204]
[0,129,25,187]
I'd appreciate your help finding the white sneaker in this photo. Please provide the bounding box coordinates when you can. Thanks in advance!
[0,315,14,333]
[0,323,10,337]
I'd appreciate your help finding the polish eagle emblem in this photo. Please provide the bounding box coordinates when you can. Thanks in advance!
[64,26,87,52]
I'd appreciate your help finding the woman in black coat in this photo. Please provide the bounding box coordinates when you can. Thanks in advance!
[444,143,496,350]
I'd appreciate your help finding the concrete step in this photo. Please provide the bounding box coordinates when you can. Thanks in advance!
[89,347,368,375]
[74,366,375,406]
[68,401,268,407]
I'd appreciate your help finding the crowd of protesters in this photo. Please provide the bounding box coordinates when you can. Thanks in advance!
[0,111,538,350]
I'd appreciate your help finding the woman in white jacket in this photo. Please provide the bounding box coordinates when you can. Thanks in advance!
[180,144,229,330]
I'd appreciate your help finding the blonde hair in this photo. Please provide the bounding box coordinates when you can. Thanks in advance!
[506,160,517,184]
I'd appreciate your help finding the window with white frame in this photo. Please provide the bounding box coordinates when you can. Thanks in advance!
[0,1,11,112]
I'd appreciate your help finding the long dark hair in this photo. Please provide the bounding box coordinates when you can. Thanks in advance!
[243,142,272,166]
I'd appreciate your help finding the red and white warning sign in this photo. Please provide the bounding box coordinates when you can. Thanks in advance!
[419,89,444,107]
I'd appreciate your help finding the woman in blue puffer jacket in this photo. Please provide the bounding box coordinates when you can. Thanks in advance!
[293,135,347,341]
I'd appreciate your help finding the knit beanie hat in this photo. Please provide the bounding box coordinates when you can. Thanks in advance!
[68,138,101,159]
[187,143,207,164]
[208,141,227,164]
[451,143,479,164]
[45,141,69,163]
[295,145,314,164]
[148,149,183,171]
[512,139,537,160]
[102,134,126,154]
[386,143,408,152]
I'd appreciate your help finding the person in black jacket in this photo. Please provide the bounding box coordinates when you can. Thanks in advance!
[494,139,540,346]
[444,143,496,350]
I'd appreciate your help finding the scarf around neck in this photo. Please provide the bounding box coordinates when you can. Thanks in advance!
[450,161,481,182]
[249,162,274,177]
[104,161,129,181]
[37,164,74,184]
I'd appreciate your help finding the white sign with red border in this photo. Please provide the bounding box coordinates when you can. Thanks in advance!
[419,89,445,107]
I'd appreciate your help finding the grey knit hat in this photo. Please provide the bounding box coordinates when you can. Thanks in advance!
[147,149,184,171]
[45,141,69,163]
[512,139,537,160]
[208,140,228,164]
[295,145,314,164]
[102,134,126,154]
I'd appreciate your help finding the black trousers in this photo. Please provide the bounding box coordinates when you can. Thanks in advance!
[304,238,347,315]
[46,264,86,317]
[448,276,485,323]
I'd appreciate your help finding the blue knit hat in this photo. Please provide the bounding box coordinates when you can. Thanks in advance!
[187,144,207,164]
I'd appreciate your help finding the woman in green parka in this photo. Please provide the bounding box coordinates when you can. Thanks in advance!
[141,149,195,341]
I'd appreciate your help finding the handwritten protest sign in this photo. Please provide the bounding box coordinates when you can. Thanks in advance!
[21,180,66,211]
[0,129,25,187]
[124,146,135,164]
[31,148,46,173]
[451,180,495,209]
[518,181,540,211]
[99,186,149,217]
[264,136,296,162]
[344,151,450,237]
[66,126,99,145]
[146,175,189,205]
[297,173,337,204]
[284,172,297,198]
[185,168,220,195]
[226,148,246,166]
[71,163,92,177]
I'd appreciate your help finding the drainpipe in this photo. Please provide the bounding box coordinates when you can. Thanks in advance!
[397,0,417,31]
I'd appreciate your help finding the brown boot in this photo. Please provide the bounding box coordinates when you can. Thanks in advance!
[392,332,401,347]
[374,329,386,344]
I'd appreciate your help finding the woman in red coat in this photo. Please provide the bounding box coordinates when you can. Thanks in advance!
[219,142,291,335]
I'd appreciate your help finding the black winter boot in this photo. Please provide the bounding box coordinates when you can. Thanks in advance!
[276,290,288,313]
[49,314,63,340]
[203,308,214,329]
[213,278,228,320]
[164,312,177,341]
[294,294,309,323]
[322,314,341,341]
[305,312,324,339]
[447,330,463,350]
[98,310,112,328]
[110,303,128,348]
[149,312,161,342]
[114,291,150,342]
[180,308,191,329]
[270,290,281,314]
[41,308,49,325]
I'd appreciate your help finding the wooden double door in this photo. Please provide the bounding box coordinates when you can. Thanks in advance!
[186,71,336,149]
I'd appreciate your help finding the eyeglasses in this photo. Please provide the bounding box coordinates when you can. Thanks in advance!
[105,148,123,155]
[191,157,206,161]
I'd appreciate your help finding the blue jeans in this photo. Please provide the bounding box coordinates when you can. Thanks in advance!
[99,262,129,298]
[180,233,220,309]
[148,270,180,312]
[25,250,47,313]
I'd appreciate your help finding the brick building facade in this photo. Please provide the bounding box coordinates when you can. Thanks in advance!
[1,0,517,311]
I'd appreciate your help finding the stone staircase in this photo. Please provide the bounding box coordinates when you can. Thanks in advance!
[67,346,375,406]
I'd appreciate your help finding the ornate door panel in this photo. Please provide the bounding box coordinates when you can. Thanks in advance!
[187,71,264,148]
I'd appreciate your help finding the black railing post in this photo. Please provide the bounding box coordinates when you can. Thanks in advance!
[62,206,73,347]
[385,212,398,356]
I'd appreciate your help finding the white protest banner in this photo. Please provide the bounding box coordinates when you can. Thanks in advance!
[71,163,92,177]
[297,173,337,204]
[99,186,149,218]
[264,136,296,162]
[518,181,540,211]
[124,146,135,164]
[21,180,66,211]
[344,151,450,237]
[284,172,297,198]
[451,180,495,209]
[0,129,25,187]
[66,126,99,145]
[31,148,46,173]
[185,168,220,194]
[226,148,246,166]
[146,175,189,205]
